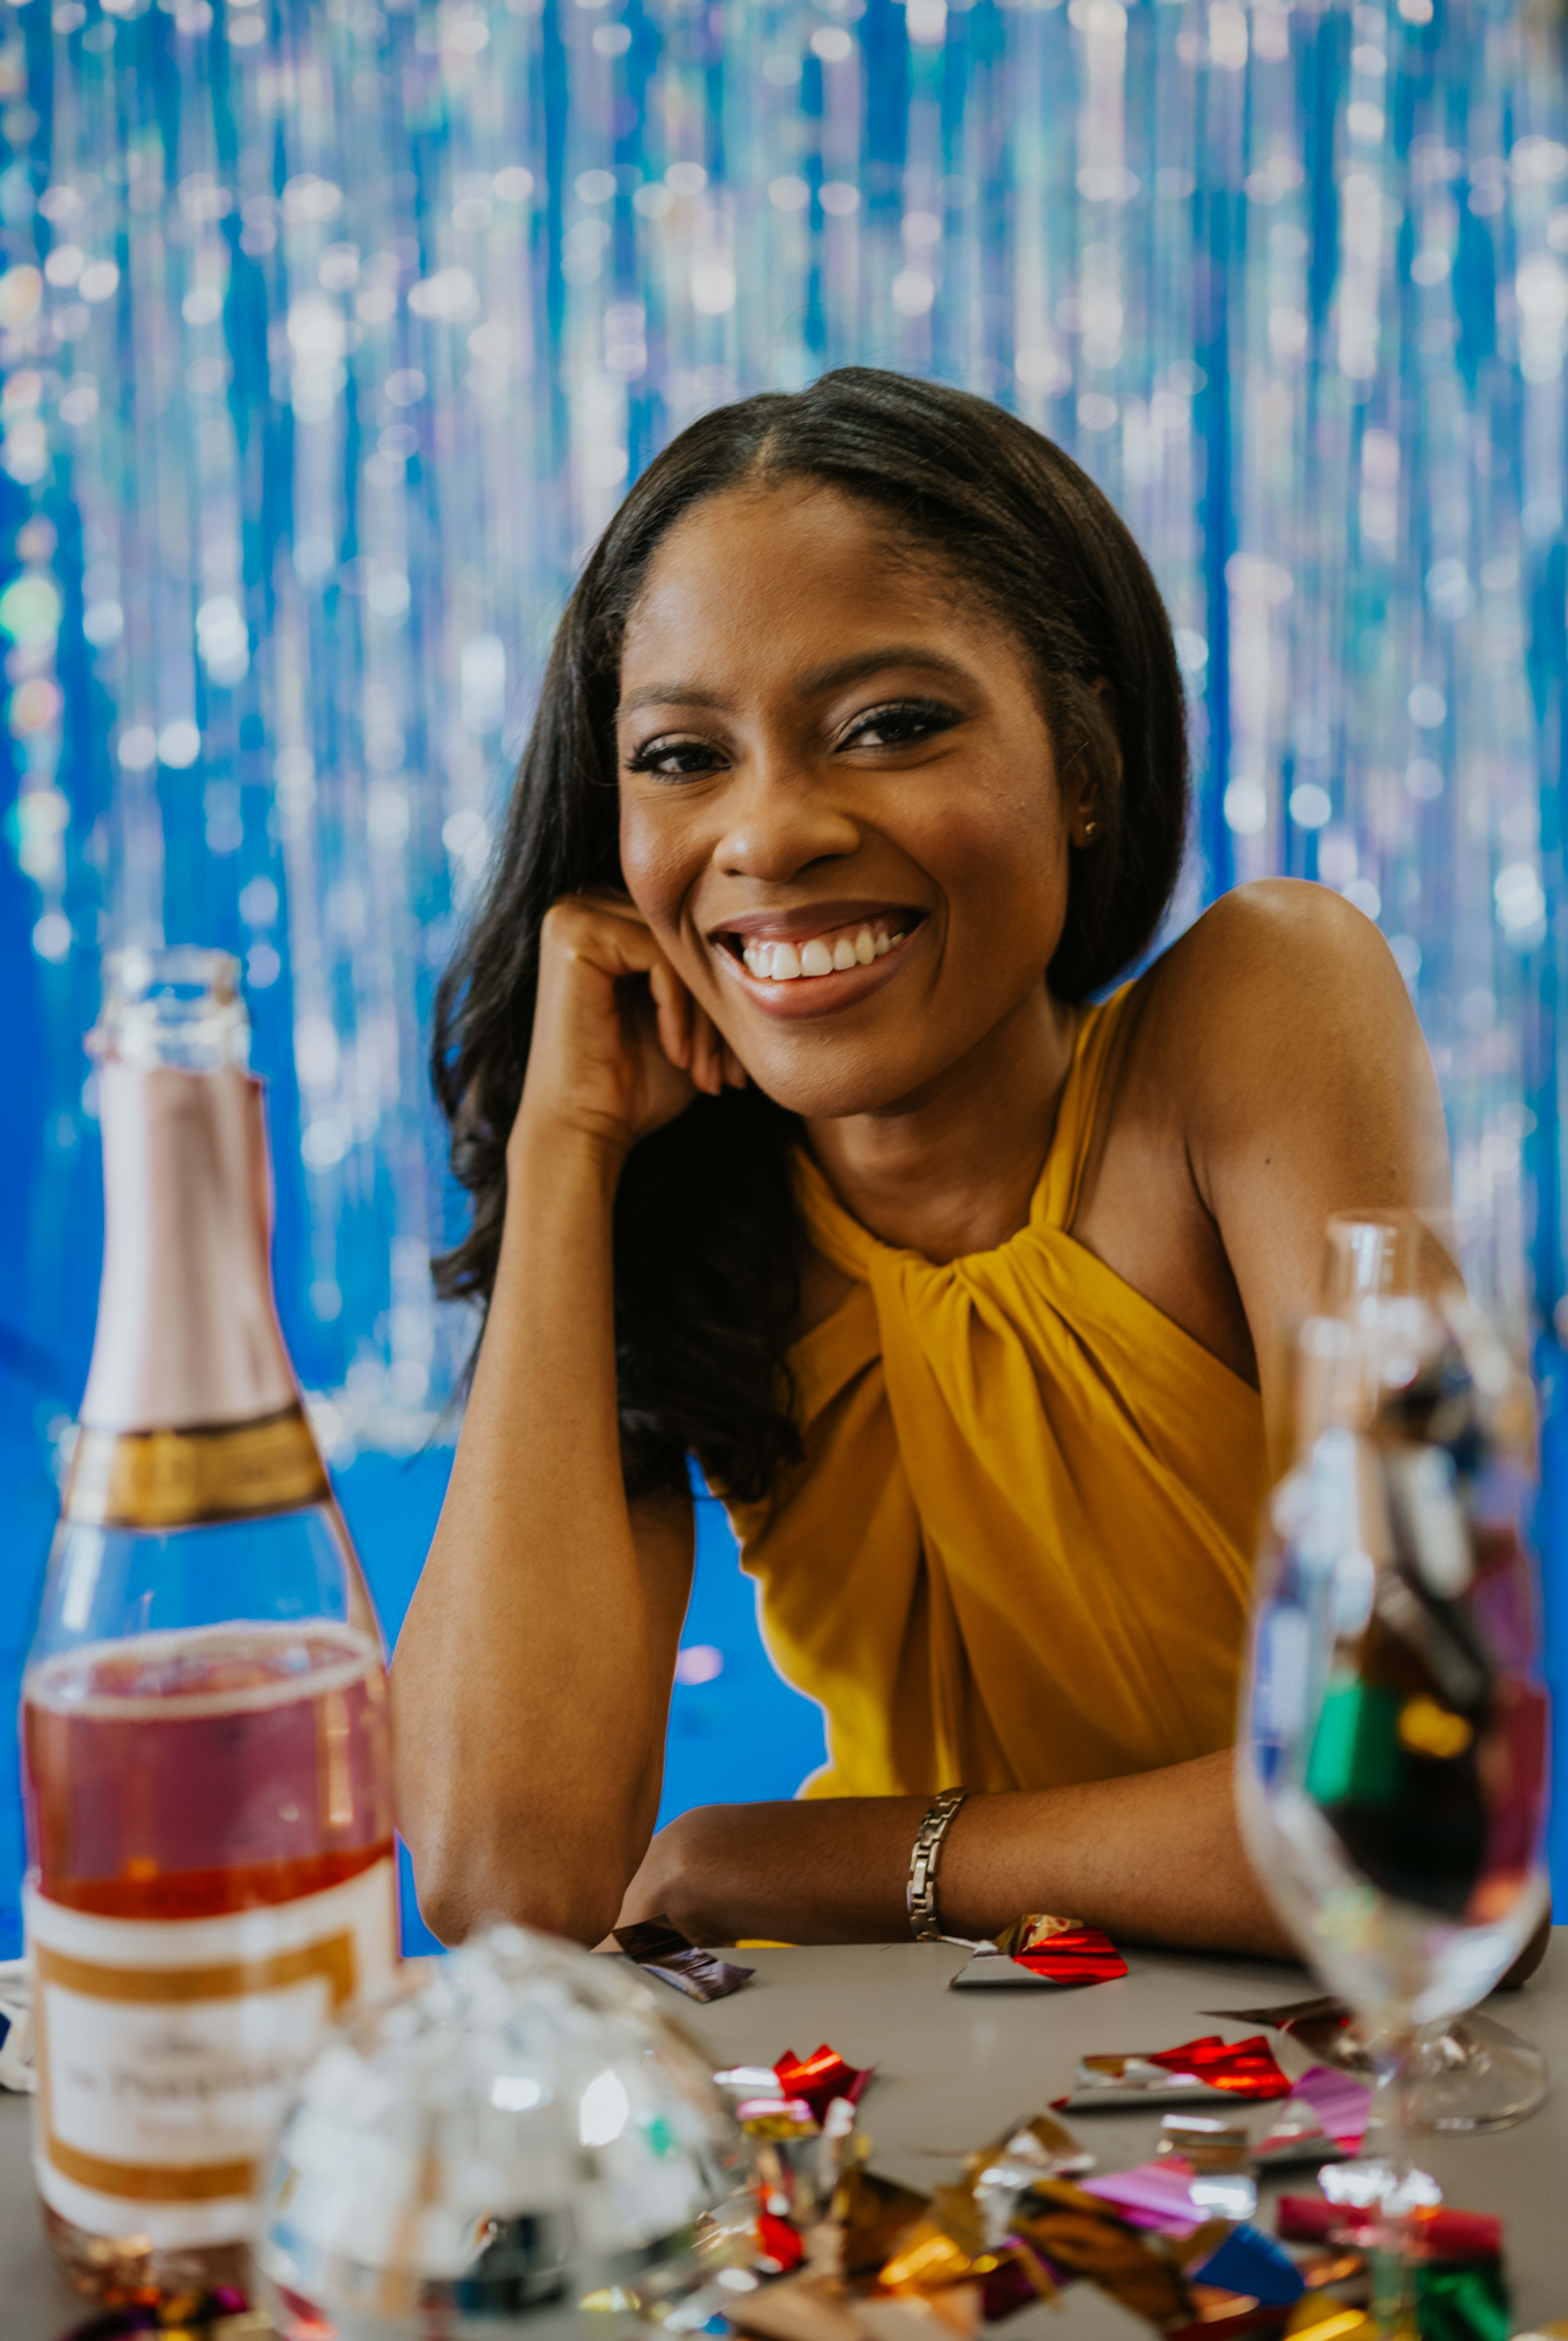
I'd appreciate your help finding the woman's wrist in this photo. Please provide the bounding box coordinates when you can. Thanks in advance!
[506,1105,631,1196]
[490,1114,628,1316]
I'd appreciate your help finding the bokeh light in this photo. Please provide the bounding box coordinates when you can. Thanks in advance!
[0,0,1563,1433]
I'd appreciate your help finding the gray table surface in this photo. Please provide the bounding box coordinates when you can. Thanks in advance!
[5,1933,1566,2337]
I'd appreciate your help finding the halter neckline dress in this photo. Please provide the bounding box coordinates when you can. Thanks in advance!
[723,983,1269,1799]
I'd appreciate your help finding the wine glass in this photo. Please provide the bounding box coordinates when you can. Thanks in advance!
[1238,1246,1551,2294]
[1316,1212,1552,2133]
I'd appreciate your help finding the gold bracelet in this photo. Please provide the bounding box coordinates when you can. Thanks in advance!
[906,1786,969,1942]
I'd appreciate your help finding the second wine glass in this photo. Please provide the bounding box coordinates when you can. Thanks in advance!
[1238,1263,1550,2310]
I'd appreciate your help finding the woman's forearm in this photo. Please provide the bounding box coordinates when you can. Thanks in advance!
[942,1753,1288,1953]
[623,1752,1290,1957]
[392,1124,677,1946]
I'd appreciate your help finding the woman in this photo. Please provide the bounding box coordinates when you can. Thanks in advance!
[393,368,1448,1953]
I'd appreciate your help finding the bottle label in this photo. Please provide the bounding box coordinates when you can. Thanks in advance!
[25,1855,397,2248]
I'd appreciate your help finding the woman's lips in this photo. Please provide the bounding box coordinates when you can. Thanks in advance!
[711,914,926,1019]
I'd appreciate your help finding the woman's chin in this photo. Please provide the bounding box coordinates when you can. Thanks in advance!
[737,1040,949,1124]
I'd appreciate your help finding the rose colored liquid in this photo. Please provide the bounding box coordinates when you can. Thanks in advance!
[22,1622,394,2301]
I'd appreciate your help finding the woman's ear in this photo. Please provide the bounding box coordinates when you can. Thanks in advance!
[1070,677,1120,847]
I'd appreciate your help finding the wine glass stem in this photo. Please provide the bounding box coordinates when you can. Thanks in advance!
[1370,2038,1418,2337]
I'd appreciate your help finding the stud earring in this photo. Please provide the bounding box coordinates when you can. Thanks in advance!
[1081,818,1099,841]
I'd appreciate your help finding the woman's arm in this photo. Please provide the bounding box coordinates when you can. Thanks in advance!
[391,894,742,1946]
[621,1753,1285,1951]
[1176,879,1452,1472]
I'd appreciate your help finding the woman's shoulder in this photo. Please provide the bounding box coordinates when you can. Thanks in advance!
[1072,879,1445,1383]
[1145,873,1401,992]
[1118,876,1442,1166]
[1131,877,1415,1071]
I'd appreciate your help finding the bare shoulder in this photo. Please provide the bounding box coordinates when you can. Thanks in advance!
[1134,880,1424,1101]
[1127,877,1448,1197]
[1077,882,1447,1398]
[1145,876,1409,1018]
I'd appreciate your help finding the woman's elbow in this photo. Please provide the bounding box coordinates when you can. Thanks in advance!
[407,1821,630,1951]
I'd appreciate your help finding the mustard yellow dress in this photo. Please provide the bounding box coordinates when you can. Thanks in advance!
[725,984,1268,1801]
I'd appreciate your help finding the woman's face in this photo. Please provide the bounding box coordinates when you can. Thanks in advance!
[616,480,1089,1121]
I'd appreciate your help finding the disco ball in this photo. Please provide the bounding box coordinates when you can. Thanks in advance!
[257,1922,754,2340]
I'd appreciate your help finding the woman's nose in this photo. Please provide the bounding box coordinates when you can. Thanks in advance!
[714,756,861,883]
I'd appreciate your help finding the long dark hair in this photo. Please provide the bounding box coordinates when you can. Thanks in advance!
[432,369,1189,1504]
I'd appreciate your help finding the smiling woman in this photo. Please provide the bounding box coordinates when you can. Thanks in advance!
[391,370,1449,1955]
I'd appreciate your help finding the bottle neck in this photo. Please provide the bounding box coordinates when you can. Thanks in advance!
[80,1060,299,1434]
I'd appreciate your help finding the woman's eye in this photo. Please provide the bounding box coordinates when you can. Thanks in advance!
[840,699,960,751]
[624,736,726,779]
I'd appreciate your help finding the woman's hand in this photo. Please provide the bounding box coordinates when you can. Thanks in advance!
[616,1799,926,1946]
[514,890,745,1164]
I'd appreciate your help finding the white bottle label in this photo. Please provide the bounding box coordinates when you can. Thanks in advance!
[26,1855,397,2248]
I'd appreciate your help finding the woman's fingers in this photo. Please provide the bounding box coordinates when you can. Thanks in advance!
[648,968,742,1099]
[693,1003,733,1097]
[541,888,744,1108]
[646,957,693,1073]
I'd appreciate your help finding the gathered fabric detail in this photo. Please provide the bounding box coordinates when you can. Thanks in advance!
[724,984,1268,1801]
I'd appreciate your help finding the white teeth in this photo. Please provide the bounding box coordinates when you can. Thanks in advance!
[738,921,913,979]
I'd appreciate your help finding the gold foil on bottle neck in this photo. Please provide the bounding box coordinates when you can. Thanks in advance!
[64,1405,330,1529]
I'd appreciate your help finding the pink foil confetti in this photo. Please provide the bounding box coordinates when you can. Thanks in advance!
[1080,2160,1206,2236]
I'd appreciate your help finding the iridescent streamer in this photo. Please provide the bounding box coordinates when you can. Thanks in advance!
[0,0,1562,1437]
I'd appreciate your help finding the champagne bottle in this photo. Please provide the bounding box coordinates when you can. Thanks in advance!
[21,948,397,2301]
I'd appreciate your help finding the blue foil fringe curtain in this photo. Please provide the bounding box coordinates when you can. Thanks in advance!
[2,0,1565,1436]
[0,0,1566,1887]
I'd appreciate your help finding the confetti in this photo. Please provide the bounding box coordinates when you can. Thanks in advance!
[832,2165,932,2280]
[1255,2067,1371,2165]
[613,1914,754,2002]
[774,2044,876,2126]
[1010,2181,1196,2326]
[1056,2034,1292,2110]
[1187,2223,1307,2308]
[952,1916,1127,1989]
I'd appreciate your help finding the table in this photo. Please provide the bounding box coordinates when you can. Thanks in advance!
[4,1934,1566,2337]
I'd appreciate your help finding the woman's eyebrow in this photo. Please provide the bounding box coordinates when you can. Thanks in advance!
[797,645,975,697]
[619,646,974,720]
[618,682,734,718]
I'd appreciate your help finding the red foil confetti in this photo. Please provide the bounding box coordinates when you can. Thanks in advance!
[1143,2036,1292,2100]
[1009,1929,1128,1984]
[1276,2197,1374,2247]
[761,2210,810,2272]
[775,2044,876,2125]
[1408,2205,1505,2263]
[1276,2197,1502,2262]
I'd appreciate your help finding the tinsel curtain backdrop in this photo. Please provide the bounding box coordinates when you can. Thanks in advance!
[0,0,1565,1935]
